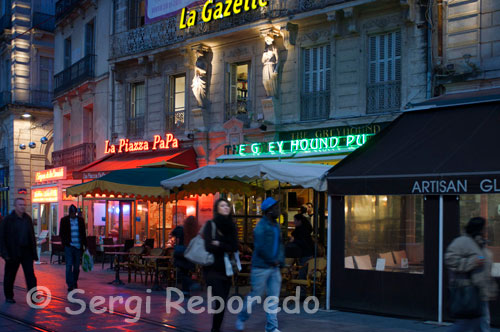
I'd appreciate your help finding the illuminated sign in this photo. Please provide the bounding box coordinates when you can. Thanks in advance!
[32,187,58,203]
[179,0,268,29]
[104,133,179,154]
[35,167,67,182]
[146,0,202,24]
[233,134,374,157]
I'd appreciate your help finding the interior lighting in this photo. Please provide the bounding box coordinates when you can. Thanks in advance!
[21,113,31,118]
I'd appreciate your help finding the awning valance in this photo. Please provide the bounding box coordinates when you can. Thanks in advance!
[327,101,500,195]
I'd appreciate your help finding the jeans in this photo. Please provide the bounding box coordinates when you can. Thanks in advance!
[448,301,490,332]
[65,246,82,289]
[238,267,282,332]
[3,247,37,300]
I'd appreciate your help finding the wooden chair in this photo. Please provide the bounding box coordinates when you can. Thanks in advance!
[345,256,354,269]
[379,252,396,268]
[121,246,146,283]
[280,258,298,295]
[288,257,327,296]
[144,248,165,285]
[50,235,64,264]
[102,238,117,269]
[353,255,372,270]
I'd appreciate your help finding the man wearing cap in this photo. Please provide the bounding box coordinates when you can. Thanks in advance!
[236,197,284,332]
[60,205,87,292]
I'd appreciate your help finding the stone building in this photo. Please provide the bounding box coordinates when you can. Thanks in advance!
[0,0,55,215]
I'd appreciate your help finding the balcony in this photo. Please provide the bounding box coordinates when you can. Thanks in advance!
[367,81,401,114]
[301,91,330,121]
[111,0,351,59]
[54,54,95,96]
[225,100,252,127]
[0,91,11,108]
[127,116,145,138]
[52,143,96,170]
[32,12,55,32]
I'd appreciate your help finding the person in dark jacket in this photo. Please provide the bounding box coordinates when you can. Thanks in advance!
[0,197,38,304]
[291,213,314,275]
[204,198,238,332]
[171,216,199,295]
[236,197,284,332]
[59,204,87,292]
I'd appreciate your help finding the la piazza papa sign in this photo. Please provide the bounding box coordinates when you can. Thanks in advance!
[104,133,179,154]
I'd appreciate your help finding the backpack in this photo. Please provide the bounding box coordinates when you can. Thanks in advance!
[184,221,216,266]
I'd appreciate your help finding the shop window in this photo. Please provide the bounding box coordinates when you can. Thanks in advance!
[167,74,186,131]
[367,31,401,113]
[127,81,145,137]
[345,195,424,273]
[129,0,145,29]
[225,62,250,124]
[301,45,330,121]
[460,194,500,263]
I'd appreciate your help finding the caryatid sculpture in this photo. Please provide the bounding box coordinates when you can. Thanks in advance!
[262,34,279,97]
[192,48,208,107]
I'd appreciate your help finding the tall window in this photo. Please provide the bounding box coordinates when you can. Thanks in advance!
[129,0,145,29]
[167,74,185,130]
[225,62,250,123]
[367,31,401,113]
[39,56,52,91]
[85,20,95,56]
[128,82,145,137]
[301,45,331,121]
[64,37,71,68]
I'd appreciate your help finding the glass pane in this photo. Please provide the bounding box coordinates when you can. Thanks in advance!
[345,195,424,273]
[175,76,185,93]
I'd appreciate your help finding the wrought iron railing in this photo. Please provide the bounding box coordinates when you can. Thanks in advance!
[225,100,252,126]
[166,110,185,131]
[54,54,95,96]
[367,81,401,113]
[127,116,145,138]
[0,91,11,108]
[55,0,81,22]
[52,143,96,169]
[33,12,55,32]
[111,0,351,59]
[301,91,330,121]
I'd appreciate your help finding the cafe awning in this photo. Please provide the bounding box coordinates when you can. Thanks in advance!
[67,168,188,201]
[327,101,500,195]
[160,161,332,194]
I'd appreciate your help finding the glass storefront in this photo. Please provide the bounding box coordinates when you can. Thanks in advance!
[345,195,424,273]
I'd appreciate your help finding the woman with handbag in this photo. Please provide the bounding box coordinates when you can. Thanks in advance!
[204,198,238,332]
[445,217,498,331]
[171,216,199,296]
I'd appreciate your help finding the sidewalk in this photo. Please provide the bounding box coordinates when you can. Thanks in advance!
[0,255,494,332]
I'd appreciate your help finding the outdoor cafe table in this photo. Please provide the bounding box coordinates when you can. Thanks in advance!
[142,255,172,291]
[101,244,124,269]
[108,251,142,285]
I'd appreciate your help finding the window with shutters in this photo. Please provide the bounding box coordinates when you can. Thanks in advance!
[301,45,330,121]
[128,82,145,137]
[167,74,186,131]
[225,62,250,125]
[367,31,401,113]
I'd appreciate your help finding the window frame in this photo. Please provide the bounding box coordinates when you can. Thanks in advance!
[167,73,186,131]
[127,81,146,138]
[225,61,251,124]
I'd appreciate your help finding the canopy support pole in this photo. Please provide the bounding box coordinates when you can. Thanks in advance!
[438,195,444,324]
[163,198,167,248]
[326,196,332,310]
[313,190,319,299]
[132,199,137,242]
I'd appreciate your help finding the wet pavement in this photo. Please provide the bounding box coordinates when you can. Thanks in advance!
[0,254,496,332]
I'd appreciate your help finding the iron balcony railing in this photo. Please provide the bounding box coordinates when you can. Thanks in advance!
[301,91,330,121]
[225,100,252,126]
[54,54,95,96]
[52,143,96,169]
[0,91,11,108]
[32,12,55,32]
[166,110,186,131]
[127,116,145,138]
[55,0,81,22]
[367,81,401,114]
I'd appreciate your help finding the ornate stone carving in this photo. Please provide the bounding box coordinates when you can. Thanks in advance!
[191,44,211,107]
[343,7,357,33]
[363,14,403,30]
[297,30,330,44]
[280,22,298,49]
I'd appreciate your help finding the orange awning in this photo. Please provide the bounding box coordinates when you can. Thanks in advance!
[75,148,197,180]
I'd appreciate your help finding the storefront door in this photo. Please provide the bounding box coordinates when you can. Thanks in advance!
[120,201,132,242]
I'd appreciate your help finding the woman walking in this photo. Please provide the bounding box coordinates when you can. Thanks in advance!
[204,198,238,332]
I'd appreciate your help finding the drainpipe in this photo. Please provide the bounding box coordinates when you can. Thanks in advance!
[426,3,433,99]
[326,196,332,310]
[438,195,444,324]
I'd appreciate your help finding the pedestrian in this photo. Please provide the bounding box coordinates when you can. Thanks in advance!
[291,213,314,298]
[0,197,38,304]
[204,198,238,332]
[59,204,87,292]
[171,215,199,296]
[236,197,284,332]
[445,217,498,331]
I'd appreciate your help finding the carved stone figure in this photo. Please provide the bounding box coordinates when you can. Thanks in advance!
[192,49,208,107]
[262,35,279,97]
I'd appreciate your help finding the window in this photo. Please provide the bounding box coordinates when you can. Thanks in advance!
[367,31,401,113]
[345,195,424,273]
[225,62,250,123]
[301,45,330,121]
[85,20,95,56]
[64,37,71,68]
[129,0,145,29]
[167,74,186,130]
[39,56,52,91]
[128,82,145,137]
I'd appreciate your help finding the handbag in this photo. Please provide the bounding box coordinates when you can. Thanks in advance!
[448,272,482,318]
[224,251,242,277]
[82,249,93,272]
[184,221,216,266]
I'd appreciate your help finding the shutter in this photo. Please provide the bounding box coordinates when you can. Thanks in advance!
[325,44,331,92]
[303,48,311,93]
[230,64,237,104]
[395,31,401,81]
[369,36,376,84]
[312,47,318,93]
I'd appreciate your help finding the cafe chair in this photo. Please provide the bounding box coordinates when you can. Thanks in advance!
[102,238,117,269]
[288,257,327,296]
[144,248,165,285]
[121,246,146,283]
[353,255,372,270]
[50,235,64,264]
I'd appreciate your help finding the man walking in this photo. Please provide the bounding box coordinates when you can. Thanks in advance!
[59,205,87,292]
[0,197,38,303]
[236,197,284,332]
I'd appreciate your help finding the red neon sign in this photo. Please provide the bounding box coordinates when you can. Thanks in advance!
[104,133,179,154]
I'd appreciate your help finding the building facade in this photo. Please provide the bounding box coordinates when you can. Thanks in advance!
[0,0,55,216]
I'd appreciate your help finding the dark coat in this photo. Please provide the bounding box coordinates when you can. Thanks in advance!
[203,219,238,275]
[291,221,314,258]
[0,211,38,261]
[59,215,87,249]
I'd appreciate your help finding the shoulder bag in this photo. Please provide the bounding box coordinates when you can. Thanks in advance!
[184,221,216,266]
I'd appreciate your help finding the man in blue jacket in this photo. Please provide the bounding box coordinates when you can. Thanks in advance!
[236,197,284,332]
